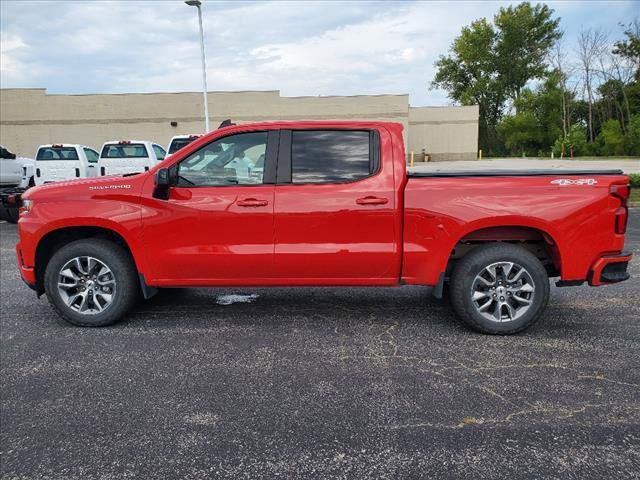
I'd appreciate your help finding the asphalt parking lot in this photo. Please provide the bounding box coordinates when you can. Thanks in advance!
[1,213,639,479]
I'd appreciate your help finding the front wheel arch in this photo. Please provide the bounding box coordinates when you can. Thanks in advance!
[35,226,140,294]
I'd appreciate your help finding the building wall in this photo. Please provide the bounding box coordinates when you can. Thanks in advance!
[408,105,479,161]
[0,88,478,160]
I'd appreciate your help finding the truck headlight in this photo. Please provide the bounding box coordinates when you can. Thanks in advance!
[19,199,34,216]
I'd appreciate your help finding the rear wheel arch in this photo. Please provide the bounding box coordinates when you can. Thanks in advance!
[445,225,563,280]
[34,226,141,293]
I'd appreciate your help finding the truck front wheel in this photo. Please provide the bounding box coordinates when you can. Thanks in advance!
[450,243,550,334]
[44,239,139,327]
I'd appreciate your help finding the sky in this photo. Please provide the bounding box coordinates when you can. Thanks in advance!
[1,0,638,106]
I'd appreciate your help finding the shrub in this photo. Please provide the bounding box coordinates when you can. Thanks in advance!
[625,115,640,156]
[596,119,626,156]
[553,124,588,157]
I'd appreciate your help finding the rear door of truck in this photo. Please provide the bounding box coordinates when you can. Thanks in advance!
[272,127,400,282]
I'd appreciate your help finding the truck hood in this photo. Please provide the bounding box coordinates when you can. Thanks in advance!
[22,172,146,201]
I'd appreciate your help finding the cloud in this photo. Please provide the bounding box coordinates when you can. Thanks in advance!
[0,33,31,83]
[0,0,637,106]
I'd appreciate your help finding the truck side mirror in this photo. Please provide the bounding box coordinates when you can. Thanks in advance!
[153,168,170,200]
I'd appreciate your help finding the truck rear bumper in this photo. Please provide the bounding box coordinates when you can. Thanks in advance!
[588,252,632,286]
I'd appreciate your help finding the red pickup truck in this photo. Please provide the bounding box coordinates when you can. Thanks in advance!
[16,121,632,334]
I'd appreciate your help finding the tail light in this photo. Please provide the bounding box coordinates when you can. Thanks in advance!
[101,167,106,176]
[610,184,630,234]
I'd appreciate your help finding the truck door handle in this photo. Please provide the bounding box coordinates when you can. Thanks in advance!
[237,198,268,207]
[356,196,388,205]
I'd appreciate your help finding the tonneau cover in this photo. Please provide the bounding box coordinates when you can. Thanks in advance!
[408,169,624,178]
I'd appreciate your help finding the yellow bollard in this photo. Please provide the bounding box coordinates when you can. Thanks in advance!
[410,151,414,167]
[478,149,483,160]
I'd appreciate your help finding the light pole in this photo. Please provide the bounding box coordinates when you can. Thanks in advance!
[185,0,210,132]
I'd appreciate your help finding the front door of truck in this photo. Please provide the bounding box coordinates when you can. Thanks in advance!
[141,131,278,283]
[273,129,399,282]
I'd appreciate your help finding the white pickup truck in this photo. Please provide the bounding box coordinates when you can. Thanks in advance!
[0,146,35,222]
[167,134,201,156]
[34,144,100,186]
[99,140,166,176]
[1,145,35,188]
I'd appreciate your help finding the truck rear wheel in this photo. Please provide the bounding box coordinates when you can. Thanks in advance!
[450,243,550,334]
[44,239,139,327]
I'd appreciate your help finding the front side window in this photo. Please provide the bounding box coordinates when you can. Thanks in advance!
[176,132,267,187]
[153,144,166,161]
[291,130,371,184]
[36,147,79,161]
[84,148,99,163]
[100,144,148,159]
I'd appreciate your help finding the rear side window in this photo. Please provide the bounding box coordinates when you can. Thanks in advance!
[101,144,148,158]
[36,147,79,161]
[291,130,371,184]
[83,148,99,163]
[153,144,166,161]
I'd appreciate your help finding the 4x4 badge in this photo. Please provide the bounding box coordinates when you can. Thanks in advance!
[551,178,598,186]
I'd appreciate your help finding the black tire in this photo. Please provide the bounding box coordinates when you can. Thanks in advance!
[44,239,139,327]
[4,206,18,223]
[450,243,550,335]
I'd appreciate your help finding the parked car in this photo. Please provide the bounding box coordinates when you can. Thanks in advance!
[34,144,100,186]
[99,140,166,176]
[1,145,35,188]
[0,146,35,223]
[16,121,631,334]
[166,134,201,155]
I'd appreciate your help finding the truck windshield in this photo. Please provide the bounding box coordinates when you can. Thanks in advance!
[101,144,148,158]
[36,147,79,161]
[168,138,195,154]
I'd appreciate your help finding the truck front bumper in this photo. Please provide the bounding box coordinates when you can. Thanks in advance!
[16,243,37,291]
[588,251,632,286]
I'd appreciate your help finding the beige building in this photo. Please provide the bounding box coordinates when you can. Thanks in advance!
[0,88,478,161]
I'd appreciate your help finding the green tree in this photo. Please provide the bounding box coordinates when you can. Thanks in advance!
[596,119,626,155]
[553,124,588,157]
[432,19,504,154]
[497,71,565,155]
[493,3,562,104]
[624,114,640,155]
[432,2,562,154]
[613,19,640,81]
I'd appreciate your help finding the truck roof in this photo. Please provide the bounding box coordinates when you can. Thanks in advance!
[169,134,201,140]
[215,120,404,131]
[37,144,92,149]
[102,140,155,146]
